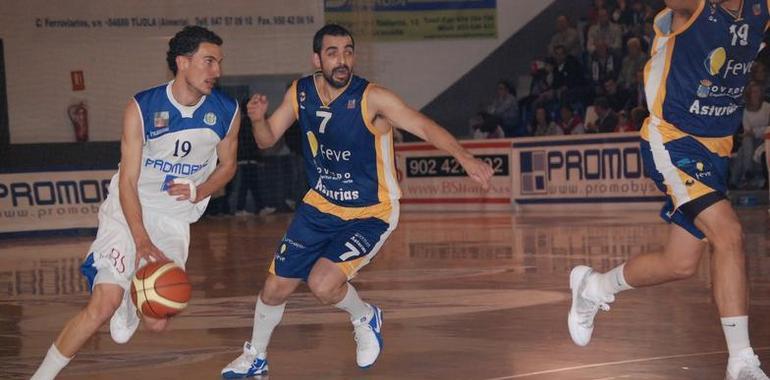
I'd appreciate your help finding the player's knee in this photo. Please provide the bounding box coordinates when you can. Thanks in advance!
[259,290,288,306]
[86,291,122,323]
[307,279,339,305]
[709,222,744,254]
[260,280,291,305]
[670,260,699,280]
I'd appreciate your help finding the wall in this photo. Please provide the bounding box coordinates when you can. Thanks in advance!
[0,0,551,144]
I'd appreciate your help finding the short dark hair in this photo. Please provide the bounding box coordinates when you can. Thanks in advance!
[594,96,610,109]
[166,26,223,75]
[313,24,354,54]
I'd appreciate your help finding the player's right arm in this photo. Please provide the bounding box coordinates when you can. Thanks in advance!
[247,86,297,149]
[118,100,168,267]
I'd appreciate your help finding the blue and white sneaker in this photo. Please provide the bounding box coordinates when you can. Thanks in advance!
[353,304,383,368]
[221,342,268,378]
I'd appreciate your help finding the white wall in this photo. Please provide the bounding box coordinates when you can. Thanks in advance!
[0,0,552,143]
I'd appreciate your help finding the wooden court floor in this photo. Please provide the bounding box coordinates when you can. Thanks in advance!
[1,208,769,379]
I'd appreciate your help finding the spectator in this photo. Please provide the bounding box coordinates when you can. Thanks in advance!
[618,37,648,89]
[587,0,611,25]
[470,114,505,139]
[628,67,648,110]
[629,0,653,29]
[615,110,636,132]
[586,97,619,133]
[552,45,589,107]
[630,106,649,131]
[588,38,621,95]
[587,8,623,54]
[641,19,655,51]
[558,104,586,135]
[749,61,770,101]
[603,78,631,112]
[613,0,632,26]
[549,15,583,58]
[485,80,522,137]
[730,81,770,189]
[532,106,563,136]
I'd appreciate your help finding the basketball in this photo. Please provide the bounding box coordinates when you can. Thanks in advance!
[130,261,192,319]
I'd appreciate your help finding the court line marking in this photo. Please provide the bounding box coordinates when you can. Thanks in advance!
[481,346,770,379]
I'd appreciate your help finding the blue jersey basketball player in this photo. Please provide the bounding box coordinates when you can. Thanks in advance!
[32,26,240,380]
[568,1,769,378]
[221,24,494,377]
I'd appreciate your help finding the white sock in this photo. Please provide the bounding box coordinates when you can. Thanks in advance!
[334,283,372,323]
[722,316,751,358]
[596,263,633,296]
[250,296,285,354]
[31,344,72,380]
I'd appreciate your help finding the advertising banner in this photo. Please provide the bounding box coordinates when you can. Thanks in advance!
[511,133,664,209]
[395,139,513,211]
[325,0,497,41]
[0,170,115,235]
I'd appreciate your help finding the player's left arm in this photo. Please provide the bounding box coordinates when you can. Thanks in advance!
[366,85,494,189]
[166,112,241,203]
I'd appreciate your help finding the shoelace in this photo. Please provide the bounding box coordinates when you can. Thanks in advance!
[737,359,769,380]
[731,356,768,380]
[577,298,611,328]
[353,324,374,348]
[231,346,258,368]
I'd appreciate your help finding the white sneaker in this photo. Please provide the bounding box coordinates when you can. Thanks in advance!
[353,304,383,368]
[568,265,614,347]
[726,351,770,380]
[221,342,268,378]
[109,291,140,344]
[258,207,277,217]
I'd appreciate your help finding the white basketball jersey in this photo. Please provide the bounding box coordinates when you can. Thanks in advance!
[105,81,238,223]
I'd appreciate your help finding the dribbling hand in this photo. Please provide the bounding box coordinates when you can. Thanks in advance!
[134,239,168,268]
[247,93,269,123]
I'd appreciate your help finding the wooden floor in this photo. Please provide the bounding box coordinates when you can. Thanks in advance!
[1,208,769,379]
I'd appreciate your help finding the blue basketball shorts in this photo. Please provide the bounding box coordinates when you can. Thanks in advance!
[269,201,398,280]
[640,117,732,239]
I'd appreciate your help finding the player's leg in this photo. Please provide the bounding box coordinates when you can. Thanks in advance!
[570,134,716,346]
[222,203,321,378]
[31,283,123,380]
[568,222,706,346]
[693,200,768,379]
[221,274,301,379]
[309,215,395,368]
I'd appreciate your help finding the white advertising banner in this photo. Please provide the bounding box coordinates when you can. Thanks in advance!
[394,139,514,211]
[0,170,115,235]
[511,133,664,210]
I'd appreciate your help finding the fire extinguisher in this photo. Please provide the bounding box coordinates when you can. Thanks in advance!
[67,101,89,142]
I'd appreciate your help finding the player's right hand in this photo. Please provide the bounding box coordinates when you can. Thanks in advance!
[247,93,269,123]
[134,238,168,268]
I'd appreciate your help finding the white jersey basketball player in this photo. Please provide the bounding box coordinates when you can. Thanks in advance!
[31,26,240,380]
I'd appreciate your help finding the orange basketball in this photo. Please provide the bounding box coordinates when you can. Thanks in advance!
[130,261,191,319]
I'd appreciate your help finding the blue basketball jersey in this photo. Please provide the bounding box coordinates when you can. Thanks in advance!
[644,0,769,138]
[292,74,400,223]
[106,81,238,223]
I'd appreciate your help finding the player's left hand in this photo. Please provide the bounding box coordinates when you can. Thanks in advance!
[459,156,494,191]
[166,178,197,202]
